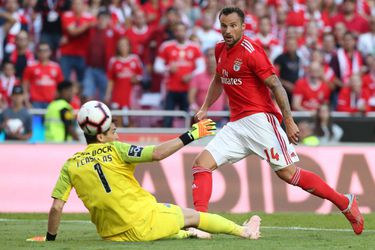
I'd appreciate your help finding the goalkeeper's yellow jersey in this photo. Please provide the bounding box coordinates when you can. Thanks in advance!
[51,141,157,237]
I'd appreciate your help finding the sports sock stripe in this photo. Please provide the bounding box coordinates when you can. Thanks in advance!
[192,166,212,175]
[291,167,301,185]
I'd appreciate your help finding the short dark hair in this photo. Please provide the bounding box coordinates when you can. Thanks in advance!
[219,6,245,24]
[83,128,110,144]
[84,133,99,144]
[57,80,73,93]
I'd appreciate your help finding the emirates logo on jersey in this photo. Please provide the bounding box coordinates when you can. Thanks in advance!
[221,69,242,85]
[233,58,242,72]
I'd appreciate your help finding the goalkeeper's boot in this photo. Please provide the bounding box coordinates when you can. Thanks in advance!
[242,215,261,240]
[342,194,364,235]
[187,227,212,239]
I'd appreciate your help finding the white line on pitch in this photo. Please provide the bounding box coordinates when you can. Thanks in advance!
[1,218,373,233]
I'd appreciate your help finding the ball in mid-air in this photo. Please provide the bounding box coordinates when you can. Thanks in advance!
[77,101,112,135]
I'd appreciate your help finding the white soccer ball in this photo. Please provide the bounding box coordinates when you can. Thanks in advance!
[77,101,112,135]
[5,118,24,134]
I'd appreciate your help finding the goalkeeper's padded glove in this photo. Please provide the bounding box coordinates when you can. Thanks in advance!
[179,119,216,145]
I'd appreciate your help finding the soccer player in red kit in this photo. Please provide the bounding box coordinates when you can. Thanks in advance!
[191,6,364,235]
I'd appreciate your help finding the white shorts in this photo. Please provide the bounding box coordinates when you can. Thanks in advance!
[206,113,299,171]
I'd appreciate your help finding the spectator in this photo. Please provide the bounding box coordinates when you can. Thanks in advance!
[0,9,16,64]
[23,42,64,108]
[299,21,322,67]
[361,55,375,111]
[272,7,288,46]
[105,37,143,126]
[337,74,370,113]
[0,61,19,105]
[0,85,32,141]
[87,0,103,17]
[3,0,28,57]
[124,8,156,89]
[253,16,283,62]
[321,0,339,19]
[310,49,337,89]
[322,33,336,64]
[292,61,331,111]
[274,36,302,103]
[109,0,135,29]
[155,7,181,46]
[35,0,71,59]
[44,80,78,142]
[358,16,375,57]
[140,0,162,29]
[22,0,42,51]
[83,8,117,102]
[331,0,369,35]
[332,22,347,48]
[194,12,222,53]
[6,30,34,79]
[313,103,343,144]
[59,0,95,85]
[297,120,320,146]
[331,32,363,87]
[287,0,331,33]
[188,48,226,122]
[154,22,205,127]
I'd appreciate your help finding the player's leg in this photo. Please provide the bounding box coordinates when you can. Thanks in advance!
[181,207,261,239]
[192,125,249,212]
[264,114,364,234]
[191,150,217,212]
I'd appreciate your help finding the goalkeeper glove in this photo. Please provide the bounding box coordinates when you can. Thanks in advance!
[179,119,216,145]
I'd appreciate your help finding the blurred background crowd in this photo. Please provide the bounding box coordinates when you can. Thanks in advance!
[0,0,375,143]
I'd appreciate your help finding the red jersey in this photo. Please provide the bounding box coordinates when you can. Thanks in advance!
[215,36,281,122]
[124,26,155,64]
[330,14,369,34]
[157,40,203,92]
[23,61,64,102]
[107,55,143,108]
[293,78,331,111]
[337,87,370,113]
[60,11,95,57]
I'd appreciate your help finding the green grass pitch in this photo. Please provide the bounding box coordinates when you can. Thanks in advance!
[1,212,374,250]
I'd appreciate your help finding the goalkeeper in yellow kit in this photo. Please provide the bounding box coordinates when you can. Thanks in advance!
[28,106,261,242]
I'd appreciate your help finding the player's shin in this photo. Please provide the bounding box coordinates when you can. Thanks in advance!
[290,167,349,210]
[192,166,212,212]
[198,212,243,237]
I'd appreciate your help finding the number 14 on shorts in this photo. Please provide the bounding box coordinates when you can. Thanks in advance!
[264,148,279,162]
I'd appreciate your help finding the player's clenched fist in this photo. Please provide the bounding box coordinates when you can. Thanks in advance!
[179,119,216,145]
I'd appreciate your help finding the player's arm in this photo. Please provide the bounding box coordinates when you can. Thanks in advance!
[27,163,72,242]
[196,74,222,120]
[152,119,216,160]
[115,119,216,163]
[264,74,300,144]
[47,199,65,240]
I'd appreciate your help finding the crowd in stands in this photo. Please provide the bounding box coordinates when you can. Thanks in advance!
[1,0,375,141]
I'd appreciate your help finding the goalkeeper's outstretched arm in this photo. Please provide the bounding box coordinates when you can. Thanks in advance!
[152,119,216,161]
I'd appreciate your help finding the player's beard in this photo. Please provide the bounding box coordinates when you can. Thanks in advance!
[226,36,241,48]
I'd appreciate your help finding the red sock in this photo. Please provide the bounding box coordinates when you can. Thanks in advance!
[192,166,212,212]
[290,167,349,211]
